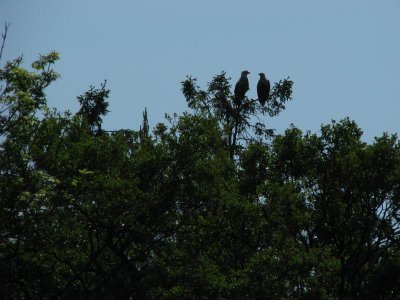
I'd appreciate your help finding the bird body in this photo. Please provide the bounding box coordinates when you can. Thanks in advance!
[257,73,270,106]
[234,70,250,104]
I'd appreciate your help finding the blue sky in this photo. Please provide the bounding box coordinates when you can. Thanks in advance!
[1,1,399,141]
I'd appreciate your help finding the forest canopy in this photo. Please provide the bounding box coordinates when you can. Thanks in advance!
[1,34,399,299]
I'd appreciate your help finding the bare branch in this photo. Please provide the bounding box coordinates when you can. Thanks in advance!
[0,22,10,62]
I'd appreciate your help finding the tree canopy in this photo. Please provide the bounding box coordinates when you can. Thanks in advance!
[1,35,399,299]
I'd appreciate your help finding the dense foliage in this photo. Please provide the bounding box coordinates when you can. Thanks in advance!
[1,48,399,298]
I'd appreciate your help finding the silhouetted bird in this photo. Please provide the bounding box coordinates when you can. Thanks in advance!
[234,70,250,104]
[257,73,270,106]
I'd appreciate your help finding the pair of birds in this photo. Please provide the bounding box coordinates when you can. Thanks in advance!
[234,70,270,106]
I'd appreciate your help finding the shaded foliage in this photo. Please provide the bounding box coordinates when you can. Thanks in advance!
[77,80,110,134]
[181,72,293,159]
[1,37,399,299]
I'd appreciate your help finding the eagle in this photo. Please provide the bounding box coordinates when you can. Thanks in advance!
[257,73,270,106]
[234,70,250,104]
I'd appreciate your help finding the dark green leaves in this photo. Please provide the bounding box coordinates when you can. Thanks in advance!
[77,80,110,133]
[1,48,399,298]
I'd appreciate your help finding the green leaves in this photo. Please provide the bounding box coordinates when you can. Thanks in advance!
[181,72,294,160]
[77,80,110,134]
[31,51,59,71]
[262,119,400,298]
[1,51,399,299]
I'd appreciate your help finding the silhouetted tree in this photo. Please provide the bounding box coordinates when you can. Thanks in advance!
[1,27,399,298]
[139,107,149,141]
[181,71,293,159]
[77,80,110,134]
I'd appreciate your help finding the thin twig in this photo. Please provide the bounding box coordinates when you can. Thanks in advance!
[0,22,10,62]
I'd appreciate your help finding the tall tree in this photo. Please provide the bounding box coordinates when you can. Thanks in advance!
[181,72,293,159]
[77,80,110,134]
[1,28,399,298]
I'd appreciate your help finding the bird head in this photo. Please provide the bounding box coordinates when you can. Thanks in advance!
[259,73,266,78]
[241,70,250,77]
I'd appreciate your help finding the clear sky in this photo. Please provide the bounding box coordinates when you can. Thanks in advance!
[1,1,399,141]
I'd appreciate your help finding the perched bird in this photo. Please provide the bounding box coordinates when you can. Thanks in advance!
[234,70,250,104]
[257,73,270,106]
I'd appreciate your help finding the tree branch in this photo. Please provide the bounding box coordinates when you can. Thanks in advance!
[0,22,10,62]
